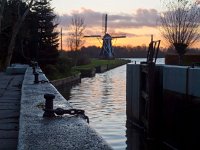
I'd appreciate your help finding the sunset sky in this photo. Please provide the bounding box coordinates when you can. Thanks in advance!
[50,0,171,50]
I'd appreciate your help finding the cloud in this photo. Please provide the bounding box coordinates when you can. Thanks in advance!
[133,9,159,27]
[58,8,160,35]
[58,8,102,27]
[108,9,160,28]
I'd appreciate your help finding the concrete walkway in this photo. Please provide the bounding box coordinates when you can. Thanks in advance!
[0,72,24,150]
[18,67,112,150]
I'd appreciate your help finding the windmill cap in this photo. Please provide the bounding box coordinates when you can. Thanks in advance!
[103,33,112,39]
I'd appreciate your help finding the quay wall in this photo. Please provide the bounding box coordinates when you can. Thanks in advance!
[50,73,81,87]
[18,67,112,150]
[162,65,200,149]
[126,64,200,149]
[163,65,200,97]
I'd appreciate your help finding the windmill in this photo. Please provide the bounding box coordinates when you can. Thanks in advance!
[84,14,126,59]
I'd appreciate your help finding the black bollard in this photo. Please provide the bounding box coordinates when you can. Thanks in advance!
[43,94,56,117]
[32,66,36,74]
[34,72,39,84]
[34,61,38,68]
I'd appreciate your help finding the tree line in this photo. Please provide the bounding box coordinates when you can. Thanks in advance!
[79,45,166,58]
[66,45,200,59]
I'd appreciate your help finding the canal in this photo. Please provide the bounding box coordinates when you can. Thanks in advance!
[58,58,164,150]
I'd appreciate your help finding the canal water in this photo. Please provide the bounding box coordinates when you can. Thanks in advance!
[58,58,165,150]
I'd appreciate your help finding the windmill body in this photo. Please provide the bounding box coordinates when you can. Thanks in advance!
[99,33,113,58]
[84,14,125,59]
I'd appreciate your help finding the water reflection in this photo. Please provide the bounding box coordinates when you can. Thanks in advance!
[58,58,165,150]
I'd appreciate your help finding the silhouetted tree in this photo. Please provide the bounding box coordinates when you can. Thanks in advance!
[0,0,59,69]
[11,9,37,64]
[160,0,200,64]
[66,15,86,66]
[0,0,6,34]
[67,15,85,51]
[4,0,34,68]
[31,0,59,65]
[0,0,35,69]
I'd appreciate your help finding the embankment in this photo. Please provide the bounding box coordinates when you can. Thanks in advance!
[50,59,130,86]
[50,73,81,87]
[76,59,131,78]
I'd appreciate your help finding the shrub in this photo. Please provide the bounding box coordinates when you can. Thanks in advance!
[165,54,200,65]
[76,55,91,66]
[42,64,59,80]
[56,57,73,73]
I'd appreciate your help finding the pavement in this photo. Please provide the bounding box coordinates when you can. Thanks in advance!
[0,67,112,150]
[0,72,24,150]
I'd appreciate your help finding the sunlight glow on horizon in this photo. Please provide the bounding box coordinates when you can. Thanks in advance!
[52,0,200,49]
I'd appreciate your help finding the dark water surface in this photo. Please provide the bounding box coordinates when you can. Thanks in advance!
[58,58,164,150]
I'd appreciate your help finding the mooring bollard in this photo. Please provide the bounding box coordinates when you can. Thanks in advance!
[42,94,89,122]
[43,94,56,117]
[34,72,39,84]
[32,66,36,74]
[31,61,38,74]
[34,61,38,68]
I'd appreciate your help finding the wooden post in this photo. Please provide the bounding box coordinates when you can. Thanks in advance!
[61,28,63,51]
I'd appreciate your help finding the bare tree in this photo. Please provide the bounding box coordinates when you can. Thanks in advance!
[3,0,34,68]
[67,15,86,51]
[160,0,200,64]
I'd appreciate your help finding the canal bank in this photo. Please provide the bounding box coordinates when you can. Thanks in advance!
[18,66,112,149]
[74,59,131,78]
[50,73,81,87]
[50,58,131,87]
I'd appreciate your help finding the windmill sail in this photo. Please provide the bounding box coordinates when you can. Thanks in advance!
[112,35,126,38]
[104,14,108,34]
[84,35,101,38]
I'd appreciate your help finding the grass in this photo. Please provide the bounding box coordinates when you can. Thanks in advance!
[74,58,130,70]
[46,68,80,81]
[46,58,130,80]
